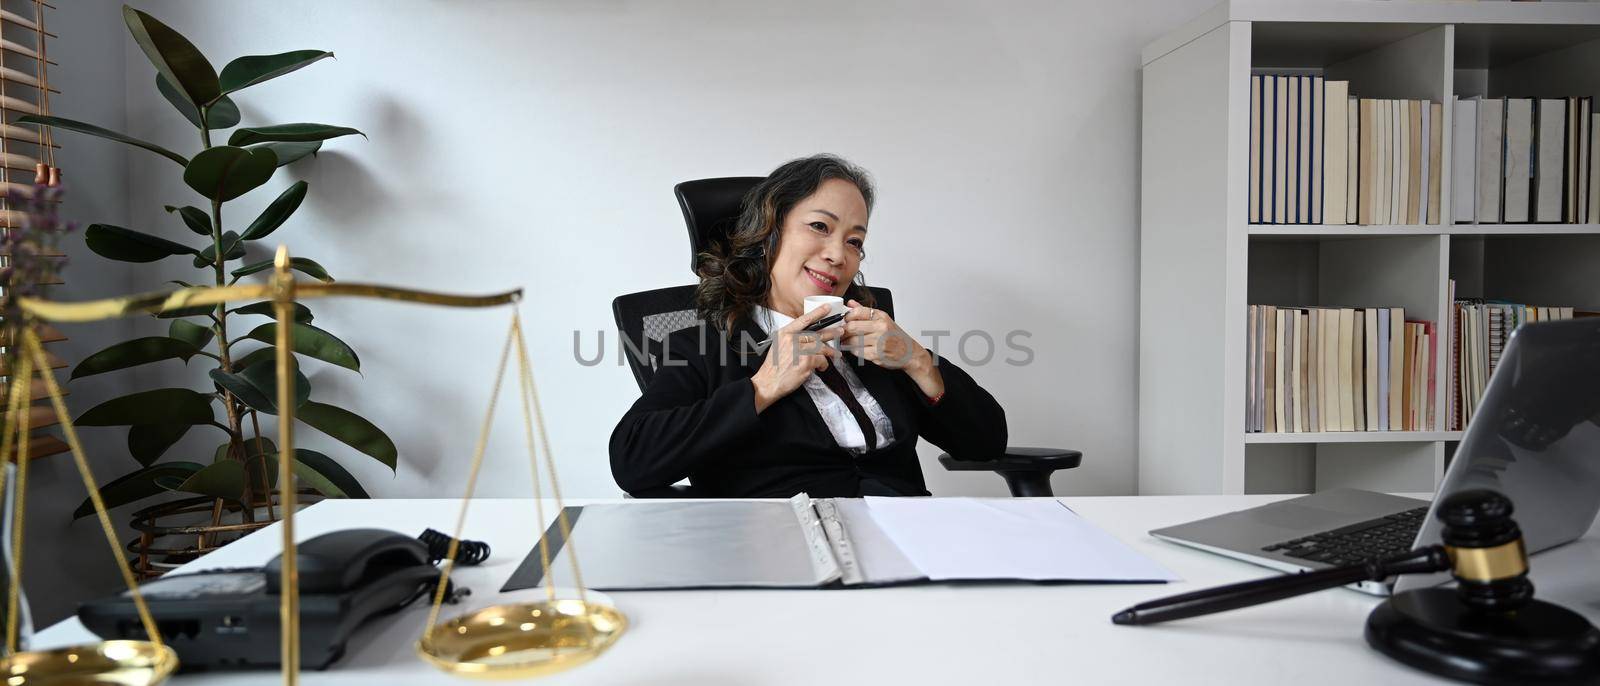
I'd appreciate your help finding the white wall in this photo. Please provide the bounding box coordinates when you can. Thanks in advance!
[95,0,1217,510]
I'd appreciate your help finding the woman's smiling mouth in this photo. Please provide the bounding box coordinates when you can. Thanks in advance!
[805,267,837,292]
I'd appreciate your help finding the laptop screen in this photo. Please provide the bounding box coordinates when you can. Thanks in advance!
[1401,318,1600,590]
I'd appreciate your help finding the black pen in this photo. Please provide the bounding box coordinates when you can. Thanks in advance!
[754,312,847,352]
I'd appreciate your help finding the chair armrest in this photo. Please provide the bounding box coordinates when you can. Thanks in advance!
[937,447,1082,498]
[938,447,1083,473]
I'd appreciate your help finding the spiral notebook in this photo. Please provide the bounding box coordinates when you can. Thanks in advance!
[501,495,1176,592]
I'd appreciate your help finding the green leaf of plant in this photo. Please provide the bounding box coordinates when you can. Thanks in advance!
[210,360,310,415]
[240,181,307,241]
[244,360,311,413]
[156,74,238,130]
[208,367,271,414]
[128,423,193,467]
[71,337,199,379]
[297,401,396,470]
[232,346,275,370]
[291,449,368,497]
[164,205,212,236]
[175,460,246,502]
[228,123,363,146]
[14,114,188,166]
[76,388,215,427]
[183,145,277,202]
[244,322,358,371]
[85,224,197,263]
[218,50,333,97]
[169,319,214,350]
[244,453,278,491]
[268,449,367,498]
[123,6,220,107]
[250,141,320,167]
[73,461,203,519]
[193,231,246,268]
[231,256,331,283]
[215,436,277,463]
[229,345,326,371]
[231,301,313,323]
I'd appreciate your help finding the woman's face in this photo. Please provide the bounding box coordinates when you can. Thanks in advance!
[766,178,869,318]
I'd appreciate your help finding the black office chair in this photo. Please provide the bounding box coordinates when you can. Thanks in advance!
[612,177,1082,498]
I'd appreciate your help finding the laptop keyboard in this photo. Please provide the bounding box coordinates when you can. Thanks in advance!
[1261,506,1429,567]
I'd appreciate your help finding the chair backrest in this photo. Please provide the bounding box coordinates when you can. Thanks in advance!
[612,285,701,392]
[675,177,764,276]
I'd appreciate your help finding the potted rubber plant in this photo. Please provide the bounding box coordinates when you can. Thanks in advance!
[20,5,394,574]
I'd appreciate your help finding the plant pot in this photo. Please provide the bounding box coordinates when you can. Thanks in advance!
[124,489,322,579]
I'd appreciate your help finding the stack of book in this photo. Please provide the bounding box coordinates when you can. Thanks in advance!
[1248,74,1443,226]
[1246,305,1435,433]
[1448,292,1583,431]
[1452,96,1597,224]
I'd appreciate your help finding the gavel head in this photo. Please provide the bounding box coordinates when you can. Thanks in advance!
[1437,489,1533,611]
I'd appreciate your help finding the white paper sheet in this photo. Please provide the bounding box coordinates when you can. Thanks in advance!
[863,497,1178,582]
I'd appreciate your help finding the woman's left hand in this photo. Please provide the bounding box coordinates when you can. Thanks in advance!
[841,299,945,397]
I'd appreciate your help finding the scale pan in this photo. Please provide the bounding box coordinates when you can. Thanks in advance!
[417,598,626,679]
[0,640,177,685]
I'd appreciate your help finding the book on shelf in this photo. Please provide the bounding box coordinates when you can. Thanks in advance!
[1476,97,1505,224]
[1275,77,1288,223]
[1590,114,1599,222]
[1566,97,1590,224]
[1457,96,1595,225]
[1504,98,1535,224]
[1448,297,1586,430]
[1429,102,1443,225]
[1325,80,1349,225]
[1534,98,1566,223]
[1310,76,1324,225]
[1453,98,1478,224]
[1246,304,1432,433]
[1387,308,1404,431]
[1246,76,1442,227]
[1408,98,1420,223]
[1417,100,1430,225]
[1363,308,1379,431]
[1346,97,1359,225]
[1359,99,1375,225]
[1250,75,1262,225]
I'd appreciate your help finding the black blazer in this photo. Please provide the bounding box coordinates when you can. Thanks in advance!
[609,315,1008,498]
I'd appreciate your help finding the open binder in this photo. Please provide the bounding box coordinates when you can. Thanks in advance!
[502,496,1175,592]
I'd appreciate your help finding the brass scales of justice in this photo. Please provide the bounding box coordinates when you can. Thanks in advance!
[0,246,626,684]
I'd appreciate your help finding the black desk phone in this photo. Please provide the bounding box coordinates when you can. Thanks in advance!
[79,528,488,671]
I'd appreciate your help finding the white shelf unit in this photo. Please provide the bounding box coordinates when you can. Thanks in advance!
[1138,1,1600,495]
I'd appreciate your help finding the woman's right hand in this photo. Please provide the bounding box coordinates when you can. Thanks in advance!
[751,305,841,413]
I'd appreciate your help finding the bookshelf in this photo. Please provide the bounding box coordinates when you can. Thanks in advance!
[1138,0,1600,495]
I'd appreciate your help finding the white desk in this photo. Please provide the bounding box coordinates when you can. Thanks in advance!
[35,495,1600,684]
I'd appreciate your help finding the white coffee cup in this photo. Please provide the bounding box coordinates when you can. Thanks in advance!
[802,295,847,349]
[803,295,848,319]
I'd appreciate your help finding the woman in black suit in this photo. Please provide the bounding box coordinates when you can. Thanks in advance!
[609,154,1007,497]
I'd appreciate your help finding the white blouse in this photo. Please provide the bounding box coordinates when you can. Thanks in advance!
[755,306,896,454]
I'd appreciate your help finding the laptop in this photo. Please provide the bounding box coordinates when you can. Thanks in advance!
[1150,317,1600,595]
